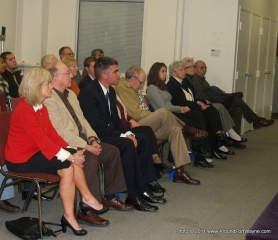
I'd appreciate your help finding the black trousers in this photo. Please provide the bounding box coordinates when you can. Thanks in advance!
[131,126,159,155]
[174,106,223,151]
[101,133,156,196]
[224,96,259,134]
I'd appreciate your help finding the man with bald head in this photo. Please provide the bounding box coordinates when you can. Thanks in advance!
[193,60,274,134]
[44,62,133,227]
[41,55,58,70]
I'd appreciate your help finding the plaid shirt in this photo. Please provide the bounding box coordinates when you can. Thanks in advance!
[137,91,150,112]
[0,75,11,110]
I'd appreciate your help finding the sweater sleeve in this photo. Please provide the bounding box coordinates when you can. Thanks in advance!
[147,85,181,113]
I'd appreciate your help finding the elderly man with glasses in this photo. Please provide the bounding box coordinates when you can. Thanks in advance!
[116,65,207,185]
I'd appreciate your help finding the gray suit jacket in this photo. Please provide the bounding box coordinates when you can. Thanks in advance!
[44,89,97,149]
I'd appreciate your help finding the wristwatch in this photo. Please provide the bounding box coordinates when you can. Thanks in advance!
[89,137,101,145]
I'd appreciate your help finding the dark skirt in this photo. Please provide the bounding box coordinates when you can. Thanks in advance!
[6,148,75,175]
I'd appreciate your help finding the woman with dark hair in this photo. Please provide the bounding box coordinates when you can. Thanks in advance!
[147,62,229,161]
[147,62,215,166]
[5,68,108,236]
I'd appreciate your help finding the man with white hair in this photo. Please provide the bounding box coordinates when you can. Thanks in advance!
[41,54,58,70]
[44,62,133,226]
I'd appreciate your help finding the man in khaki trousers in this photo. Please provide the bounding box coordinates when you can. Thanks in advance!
[116,65,207,185]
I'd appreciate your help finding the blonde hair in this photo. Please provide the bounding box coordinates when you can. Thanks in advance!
[61,57,77,67]
[19,68,52,106]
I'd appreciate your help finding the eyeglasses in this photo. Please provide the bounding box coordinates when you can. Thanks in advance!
[185,65,194,69]
[62,52,75,57]
[133,75,145,85]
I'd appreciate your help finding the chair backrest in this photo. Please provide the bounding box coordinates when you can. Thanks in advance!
[7,98,19,111]
[143,95,155,112]
[0,111,12,167]
[0,93,8,112]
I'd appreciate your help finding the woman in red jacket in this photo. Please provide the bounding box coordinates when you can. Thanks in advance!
[5,68,106,236]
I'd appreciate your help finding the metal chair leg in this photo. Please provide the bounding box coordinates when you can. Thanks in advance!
[35,180,43,239]
[22,182,36,213]
[98,163,105,197]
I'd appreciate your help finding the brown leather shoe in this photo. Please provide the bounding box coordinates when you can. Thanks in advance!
[102,197,134,211]
[77,209,110,227]
[173,171,200,185]
[0,200,20,213]
[253,118,274,129]
[183,126,208,140]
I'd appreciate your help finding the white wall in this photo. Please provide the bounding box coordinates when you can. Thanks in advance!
[141,0,179,74]
[1,0,276,94]
[182,0,239,92]
[0,0,18,54]
[46,0,79,58]
[142,0,240,92]
[0,0,78,67]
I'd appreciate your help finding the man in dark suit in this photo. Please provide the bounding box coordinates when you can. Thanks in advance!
[78,56,97,90]
[0,52,21,98]
[193,60,274,134]
[78,57,166,212]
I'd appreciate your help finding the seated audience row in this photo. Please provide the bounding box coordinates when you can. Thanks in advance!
[0,48,274,238]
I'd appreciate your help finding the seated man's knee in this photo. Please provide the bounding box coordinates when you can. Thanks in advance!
[156,107,171,115]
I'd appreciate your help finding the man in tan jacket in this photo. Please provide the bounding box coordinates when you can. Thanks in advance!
[44,62,133,227]
[116,66,207,185]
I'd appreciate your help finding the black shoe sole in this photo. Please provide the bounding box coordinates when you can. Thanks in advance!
[125,199,158,212]
[217,150,235,155]
[193,162,214,168]
[212,152,228,160]
[172,179,201,185]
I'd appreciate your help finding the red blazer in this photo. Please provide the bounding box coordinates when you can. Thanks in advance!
[5,98,68,163]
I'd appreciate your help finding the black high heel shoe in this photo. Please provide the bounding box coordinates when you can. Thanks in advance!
[79,201,109,215]
[217,149,235,155]
[212,150,228,160]
[61,216,87,236]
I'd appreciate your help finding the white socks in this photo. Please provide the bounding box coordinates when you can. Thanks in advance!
[219,145,229,152]
[227,129,241,141]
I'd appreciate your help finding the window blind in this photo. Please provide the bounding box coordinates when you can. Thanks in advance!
[78,0,144,73]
